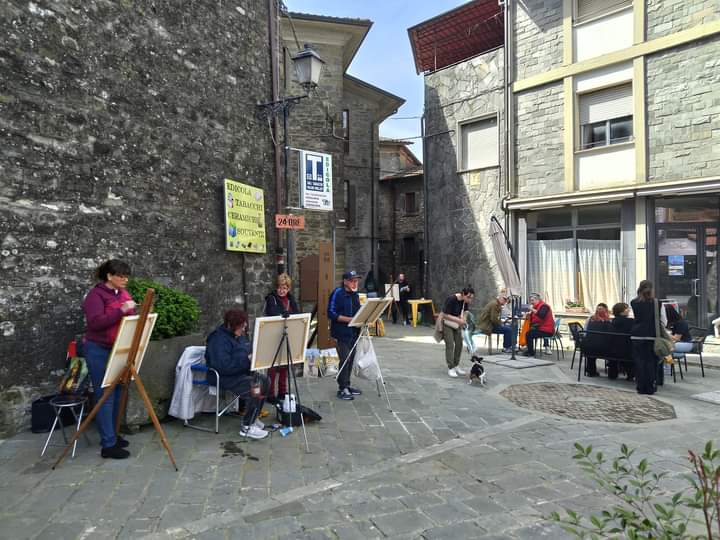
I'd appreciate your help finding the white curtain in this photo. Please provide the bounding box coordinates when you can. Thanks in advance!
[528,239,576,311]
[578,239,621,309]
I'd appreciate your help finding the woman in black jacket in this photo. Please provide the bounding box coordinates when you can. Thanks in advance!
[263,273,300,403]
[630,280,662,395]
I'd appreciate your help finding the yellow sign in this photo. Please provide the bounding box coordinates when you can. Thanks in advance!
[223,179,266,253]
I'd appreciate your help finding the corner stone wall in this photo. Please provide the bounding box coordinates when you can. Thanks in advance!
[646,36,720,182]
[515,82,565,198]
[0,1,276,436]
[424,49,505,310]
[647,0,719,40]
[514,0,564,81]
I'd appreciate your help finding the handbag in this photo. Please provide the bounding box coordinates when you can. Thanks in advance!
[653,299,673,358]
[443,309,463,330]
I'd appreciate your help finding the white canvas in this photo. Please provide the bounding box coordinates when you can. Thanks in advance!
[101,313,158,388]
[251,313,311,370]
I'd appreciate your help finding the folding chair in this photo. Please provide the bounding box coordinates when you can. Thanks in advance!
[183,364,246,434]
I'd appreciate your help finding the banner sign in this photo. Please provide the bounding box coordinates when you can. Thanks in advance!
[299,150,333,211]
[223,179,266,253]
[275,214,305,230]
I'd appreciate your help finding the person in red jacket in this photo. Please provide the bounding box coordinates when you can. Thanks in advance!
[523,293,555,357]
[82,259,137,459]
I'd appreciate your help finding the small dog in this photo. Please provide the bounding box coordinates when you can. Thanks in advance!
[467,354,486,386]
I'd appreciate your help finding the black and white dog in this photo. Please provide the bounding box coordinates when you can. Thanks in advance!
[467,354,486,386]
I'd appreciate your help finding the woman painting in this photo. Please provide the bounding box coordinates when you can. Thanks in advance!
[630,280,662,395]
[82,259,136,459]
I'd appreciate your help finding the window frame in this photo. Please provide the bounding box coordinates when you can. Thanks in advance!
[580,115,634,150]
[457,113,499,173]
[573,0,633,24]
[403,191,418,215]
[577,84,634,152]
[341,109,350,154]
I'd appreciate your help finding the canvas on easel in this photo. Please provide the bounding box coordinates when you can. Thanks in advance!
[251,313,311,371]
[349,297,393,327]
[102,313,157,387]
[384,283,400,302]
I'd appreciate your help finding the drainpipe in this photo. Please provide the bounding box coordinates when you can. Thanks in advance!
[370,120,377,277]
[421,113,429,298]
[502,0,516,243]
[268,0,284,274]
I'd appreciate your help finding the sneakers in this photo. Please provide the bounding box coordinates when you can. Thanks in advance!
[543,346,552,355]
[337,388,354,401]
[253,419,265,430]
[101,445,130,459]
[448,368,459,378]
[455,367,467,375]
[240,424,269,440]
[347,387,362,396]
[502,348,513,354]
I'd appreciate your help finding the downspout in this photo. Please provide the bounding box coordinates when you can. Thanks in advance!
[268,0,284,273]
[391,182,397,279]
[502,0,515,239]
[370,120,377,277]
[421,113,429,298]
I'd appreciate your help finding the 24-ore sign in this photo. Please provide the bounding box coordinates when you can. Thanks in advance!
[299,150,332,211]
[223,179,266,253]
[275,214,305,229]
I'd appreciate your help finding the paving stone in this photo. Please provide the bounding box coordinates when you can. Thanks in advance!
[370,509,436,536]
[422,520,487,540]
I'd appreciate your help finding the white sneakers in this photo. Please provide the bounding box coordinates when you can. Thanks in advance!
[544,346,552,355]
[253,419,265,430]
[448,368,459,378]
[240,424,268,440]
[455,366,467,375]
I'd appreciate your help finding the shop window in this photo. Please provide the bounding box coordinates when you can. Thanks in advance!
[459,115,498,171]
[576,0,631,21]
[579,84,633,150]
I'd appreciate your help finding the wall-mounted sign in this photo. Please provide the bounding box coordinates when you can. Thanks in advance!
[275,214,305,230]
[299,150,333,211]
[667,255,684,277]
[224,179,266,253]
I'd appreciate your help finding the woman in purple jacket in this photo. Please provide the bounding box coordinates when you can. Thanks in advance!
[82,259,137,459]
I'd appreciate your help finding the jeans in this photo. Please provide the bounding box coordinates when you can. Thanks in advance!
[224,373,269,426]
[492,324,514,349]
[84,340,120,449]
[526,329,553,355]
[673,341,693,353]
[337,339,356,390]
[443,325,463,368]
[267,366,288,398]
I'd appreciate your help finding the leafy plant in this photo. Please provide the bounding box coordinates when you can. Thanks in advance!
[565,299,586,309]
[127,278,200,340]
[546,441,720,539]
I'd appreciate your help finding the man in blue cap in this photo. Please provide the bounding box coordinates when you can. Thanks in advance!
[328,270,362,401]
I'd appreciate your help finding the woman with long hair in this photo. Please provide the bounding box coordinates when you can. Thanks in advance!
[630,280,662,394]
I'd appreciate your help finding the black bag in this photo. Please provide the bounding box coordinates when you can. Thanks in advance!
[31,395,76,433]
[275,403,322,426]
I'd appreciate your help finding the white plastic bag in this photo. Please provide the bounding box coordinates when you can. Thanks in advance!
[354,337,380,380]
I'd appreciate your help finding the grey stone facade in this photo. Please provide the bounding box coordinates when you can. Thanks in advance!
[514,83,565,198]
[424,48,505,308]
[514,0,564,81]
[647,0,719,40]
[646,36,720,182]
[0,1,276,435]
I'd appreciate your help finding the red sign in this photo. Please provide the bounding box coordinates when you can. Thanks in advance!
[275,214,305,230]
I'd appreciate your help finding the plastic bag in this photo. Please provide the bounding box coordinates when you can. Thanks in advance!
[354,337,380,380]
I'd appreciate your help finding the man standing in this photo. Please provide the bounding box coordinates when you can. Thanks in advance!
[393,273,412,325]
[328,270,362,401]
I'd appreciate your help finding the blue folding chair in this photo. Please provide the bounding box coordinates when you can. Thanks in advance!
[183,364,245,434]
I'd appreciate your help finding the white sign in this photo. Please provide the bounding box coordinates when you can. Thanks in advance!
[299,150,333,211]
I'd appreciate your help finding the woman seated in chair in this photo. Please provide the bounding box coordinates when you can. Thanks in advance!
[665,304,692,354]
[205,309,269,440]
[609,302,634,380]
[584,303,612,377]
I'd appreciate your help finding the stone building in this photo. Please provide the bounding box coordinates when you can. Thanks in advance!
[411,0,720,328]
[279,13,404,295]
[377,139,425,293]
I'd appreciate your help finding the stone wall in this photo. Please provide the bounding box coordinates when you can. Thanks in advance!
[647,0,719,40]
[424,49,505,309]
[514,0,564,81]
[515,82,565,197]
[0,0,276,436]
[646,36,720,182]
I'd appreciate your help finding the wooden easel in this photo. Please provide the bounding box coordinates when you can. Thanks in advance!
[53,289,178,471]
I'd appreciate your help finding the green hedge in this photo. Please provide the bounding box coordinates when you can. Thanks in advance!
[126,278,200,340]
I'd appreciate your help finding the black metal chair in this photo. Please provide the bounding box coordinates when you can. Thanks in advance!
[677,326,708,377]
[568,321,583,369]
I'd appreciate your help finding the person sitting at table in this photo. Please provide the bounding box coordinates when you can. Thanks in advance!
[523,293,555,357]
[477,293,514,353]
[205,309,269,440]
[665,304,693,354]
[609,302,635,380]
[584,303,611,377]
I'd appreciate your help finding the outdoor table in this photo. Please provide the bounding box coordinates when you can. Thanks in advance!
[408,299,436,327]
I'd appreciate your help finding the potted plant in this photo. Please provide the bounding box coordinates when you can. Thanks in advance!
[122,278,201,427]
[565,300,588,314]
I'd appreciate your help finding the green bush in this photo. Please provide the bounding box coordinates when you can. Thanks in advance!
[127,278,200,340]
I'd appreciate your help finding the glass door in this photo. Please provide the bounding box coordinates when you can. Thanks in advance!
[657,225,700,325]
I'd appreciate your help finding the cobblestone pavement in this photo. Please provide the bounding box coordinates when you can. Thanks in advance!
[1,324,719,539]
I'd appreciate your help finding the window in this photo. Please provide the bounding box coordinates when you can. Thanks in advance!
[459,116,498,171]
[576,0,631,21]
[402,237,419,263]
[342,109,350,154]
[579,84,633,150]
[404,192,417,215]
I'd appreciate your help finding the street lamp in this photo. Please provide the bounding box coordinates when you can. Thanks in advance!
[258,43,325,276]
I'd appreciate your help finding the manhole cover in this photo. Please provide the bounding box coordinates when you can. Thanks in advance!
[500,382,676,423]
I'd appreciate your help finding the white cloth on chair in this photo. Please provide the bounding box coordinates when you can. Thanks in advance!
[169,346,216,420]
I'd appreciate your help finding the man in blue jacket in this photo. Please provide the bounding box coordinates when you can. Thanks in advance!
[328,270,362,401]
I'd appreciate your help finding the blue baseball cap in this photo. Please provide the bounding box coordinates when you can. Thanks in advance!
[342,270,360,280]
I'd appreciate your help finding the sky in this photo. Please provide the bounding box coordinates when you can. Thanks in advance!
[284,0,469,162]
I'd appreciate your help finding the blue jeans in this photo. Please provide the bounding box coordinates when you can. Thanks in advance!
[84,341,120,448]
[492,325,514,349]
[673,341,693,353]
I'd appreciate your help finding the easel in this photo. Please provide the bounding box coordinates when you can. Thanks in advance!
[336,298,394,411]
[266,314,311,453]
[53,289,178,471]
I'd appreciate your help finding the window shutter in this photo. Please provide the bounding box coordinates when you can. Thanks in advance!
[579,84,632,124]
[461,116,498,170]
[576,0,631,20]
